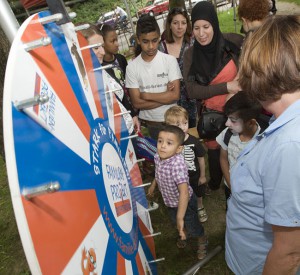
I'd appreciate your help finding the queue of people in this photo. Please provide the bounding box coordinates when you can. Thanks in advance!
[80,0,300,272]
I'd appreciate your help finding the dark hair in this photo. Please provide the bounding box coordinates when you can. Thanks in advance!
[100,24,116,40]
[135,15,160,56]
[224,91,262,122]
[80,23,102,40]
[159,124,185,145]
[136,14,160,37]
[165,7,192,44]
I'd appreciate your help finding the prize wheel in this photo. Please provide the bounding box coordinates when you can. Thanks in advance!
[3,10,157,275]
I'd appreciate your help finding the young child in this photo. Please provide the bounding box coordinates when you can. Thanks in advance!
[148,124,208,260]
[101,24,140,133]
[216,91,262,204]
[165,106,208,223]
[125,15,182,140]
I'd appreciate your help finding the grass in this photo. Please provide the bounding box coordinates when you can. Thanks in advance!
[0,156,29,274]
[281,0,300,4]
[217,8,242,34]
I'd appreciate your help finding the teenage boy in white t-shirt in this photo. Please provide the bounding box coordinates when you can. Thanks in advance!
[126,15,182,139]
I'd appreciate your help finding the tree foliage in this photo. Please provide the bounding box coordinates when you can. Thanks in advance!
[169,0,185,10]
[72,0,112,23]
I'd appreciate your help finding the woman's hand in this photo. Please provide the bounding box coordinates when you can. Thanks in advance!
[227,79,241,95]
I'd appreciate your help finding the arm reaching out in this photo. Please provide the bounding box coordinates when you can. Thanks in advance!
[147,179,157,197]
[177,183,189,240]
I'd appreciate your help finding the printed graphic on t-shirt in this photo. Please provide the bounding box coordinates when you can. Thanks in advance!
[183,144,196,171]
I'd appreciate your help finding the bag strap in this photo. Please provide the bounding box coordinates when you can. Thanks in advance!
[223,128,233,146]
[223,125,265,146]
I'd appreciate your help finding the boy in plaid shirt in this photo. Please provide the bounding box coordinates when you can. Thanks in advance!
[148,124,207,260]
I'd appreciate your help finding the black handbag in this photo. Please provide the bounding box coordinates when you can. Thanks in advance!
[197,108,227,140]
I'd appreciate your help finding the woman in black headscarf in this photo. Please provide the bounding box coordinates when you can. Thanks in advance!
[183,1,243,191]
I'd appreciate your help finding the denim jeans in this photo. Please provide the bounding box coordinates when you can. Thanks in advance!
[168,194,204,238]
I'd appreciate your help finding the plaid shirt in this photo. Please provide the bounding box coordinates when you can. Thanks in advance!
[154,153,192,208]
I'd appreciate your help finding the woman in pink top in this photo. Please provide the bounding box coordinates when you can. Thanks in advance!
[183,2,243,191]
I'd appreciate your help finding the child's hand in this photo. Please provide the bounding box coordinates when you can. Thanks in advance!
[167,81,175,92]
[177,219,186,240]
[198,176,207,185]
[147,184,155,197]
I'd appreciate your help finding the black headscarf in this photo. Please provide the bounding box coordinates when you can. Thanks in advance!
[189,2,239,85]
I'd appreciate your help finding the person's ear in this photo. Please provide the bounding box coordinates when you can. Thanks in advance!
[136,37,141,45]
[245,119,256,127]
[241,17,249,32]
[176,145,183,154]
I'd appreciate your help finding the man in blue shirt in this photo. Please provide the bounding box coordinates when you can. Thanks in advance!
[226,15,300,274]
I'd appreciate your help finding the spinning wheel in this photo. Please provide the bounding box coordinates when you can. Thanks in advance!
[3,9,158,275]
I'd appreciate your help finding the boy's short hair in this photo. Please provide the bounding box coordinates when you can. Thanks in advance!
[136,14,160,38]
[165,106,189,124]
[224,91,262,122]
[100,24,116,40]
[159,124,185,145]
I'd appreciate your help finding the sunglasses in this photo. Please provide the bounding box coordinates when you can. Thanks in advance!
[169,7,187,14]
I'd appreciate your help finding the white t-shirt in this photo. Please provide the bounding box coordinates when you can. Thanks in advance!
[125,51,182,122]
[216,124,261,187]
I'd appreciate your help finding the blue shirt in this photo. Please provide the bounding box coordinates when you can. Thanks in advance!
[226,99,300,275]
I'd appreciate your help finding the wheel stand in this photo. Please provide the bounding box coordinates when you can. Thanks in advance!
[182,245,223,275]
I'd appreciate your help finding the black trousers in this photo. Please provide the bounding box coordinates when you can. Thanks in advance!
[207,148,223,190]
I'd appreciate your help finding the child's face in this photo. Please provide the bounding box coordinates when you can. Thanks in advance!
[225,113,244,134]
[103,31,119,55]
[167,117,189,136]
[137,31,160,60]
[157,131,182,160]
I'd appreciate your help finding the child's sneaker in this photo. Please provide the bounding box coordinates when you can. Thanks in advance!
[198,207,208,223]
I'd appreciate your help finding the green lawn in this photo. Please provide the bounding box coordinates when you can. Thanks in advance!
[282,0,300,4]
[0,156,29,274]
